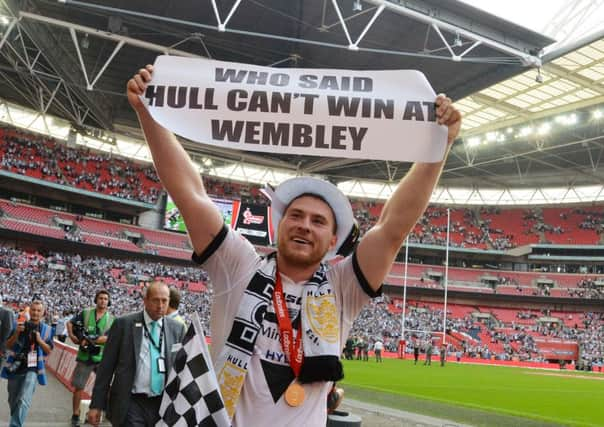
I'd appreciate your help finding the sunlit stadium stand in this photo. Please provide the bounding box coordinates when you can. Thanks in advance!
[1,122,602,251]
[2,191,602,301]
[0,126,162,204]
[350,295,601,365]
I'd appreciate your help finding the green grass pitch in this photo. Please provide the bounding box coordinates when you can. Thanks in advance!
[340,358,604,426]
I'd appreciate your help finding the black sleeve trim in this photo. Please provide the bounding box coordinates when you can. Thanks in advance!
[352,250,382,298]
[191,223,229,265]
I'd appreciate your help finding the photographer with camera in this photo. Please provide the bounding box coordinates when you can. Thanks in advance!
[1,300,54,427]
[67,290,115,427]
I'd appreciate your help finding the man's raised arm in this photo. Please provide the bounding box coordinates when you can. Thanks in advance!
[128,65,223,254]
[356,94,462,291]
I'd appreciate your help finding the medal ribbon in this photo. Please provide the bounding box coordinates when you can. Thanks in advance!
[273,270,303,377]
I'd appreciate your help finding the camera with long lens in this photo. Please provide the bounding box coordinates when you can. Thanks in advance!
[73,319,101,356]
[7,321,40,374]
[23,320,40,338]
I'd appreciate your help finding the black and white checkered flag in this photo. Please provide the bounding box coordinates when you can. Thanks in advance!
[157,313,230,427]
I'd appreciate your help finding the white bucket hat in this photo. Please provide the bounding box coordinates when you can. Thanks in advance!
[262,177,359,259]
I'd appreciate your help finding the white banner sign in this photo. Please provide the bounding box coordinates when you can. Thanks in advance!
[146,55,448,162]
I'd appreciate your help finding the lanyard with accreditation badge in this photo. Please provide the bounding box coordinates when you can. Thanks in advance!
[27,333,38,368]
[142,320,166,374]
[273,270,305,407]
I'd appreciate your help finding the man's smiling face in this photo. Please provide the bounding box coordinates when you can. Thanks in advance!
[277,195,337,269]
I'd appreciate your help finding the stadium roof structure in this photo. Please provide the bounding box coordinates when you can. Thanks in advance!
[0,1,603,204]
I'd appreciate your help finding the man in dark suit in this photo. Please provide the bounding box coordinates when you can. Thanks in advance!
[87,282,186,427]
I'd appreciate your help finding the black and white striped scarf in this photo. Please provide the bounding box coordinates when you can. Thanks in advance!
[215,253,343,419]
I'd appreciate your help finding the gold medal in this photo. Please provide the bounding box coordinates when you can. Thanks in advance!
[284,382,305,407]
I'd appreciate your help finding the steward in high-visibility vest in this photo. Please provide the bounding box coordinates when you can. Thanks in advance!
[68,290,114,427]
[74,307,114,363]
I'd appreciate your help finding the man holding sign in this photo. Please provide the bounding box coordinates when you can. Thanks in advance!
[126,62,460,427]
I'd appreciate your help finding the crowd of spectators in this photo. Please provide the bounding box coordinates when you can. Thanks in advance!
[2,195,603,300]
[351,201,603,250]
[0,245,212,332]
[501,278,603,300]
[1,123,602,248]
[344,202,535,250]
[487,326,540,361]
[0,242,601,368]
[347,295,603,366]
[533,311,604,368]
[1,123,602,249]
[534,208,602,243]
[576,209,603,231]
[408,208,486,248]
[568,278,604,299]
[0,126,162,203]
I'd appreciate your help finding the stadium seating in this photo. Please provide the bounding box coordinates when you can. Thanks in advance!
[480,208,540,247]
[0,200,602,367]
[2,197,601,299]
[0,126,162,204]
[542,207,603,245]
[0,198,191,258]
[0,126,602,320]
[348,297,601,364]
[0,217,65,239]
[0,200,54,224]
[141,228,191,249]
[1,125,601,249]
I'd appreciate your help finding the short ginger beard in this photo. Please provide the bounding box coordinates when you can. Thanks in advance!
[277,236,327,270]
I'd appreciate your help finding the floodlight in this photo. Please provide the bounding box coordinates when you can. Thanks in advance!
[519,126,533,137]
[554,114,577,126]
[467,137,481,147]
[352,0,362,12]
[485,132,497,142]
[537,123,551,135]
[567,113,577,125]
[453,33,463,47]
[80,33,89,50]
[592,110,603,120]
